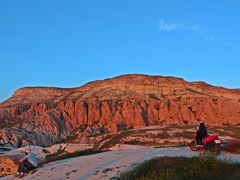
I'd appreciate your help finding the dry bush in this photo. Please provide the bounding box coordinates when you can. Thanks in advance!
[223,140,240,154]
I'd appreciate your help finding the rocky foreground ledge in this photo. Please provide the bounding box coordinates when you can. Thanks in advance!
[0,143,93,177]
[2,145,240,180]
[1,124,240,177]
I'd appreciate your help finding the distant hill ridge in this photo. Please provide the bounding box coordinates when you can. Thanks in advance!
[0,74,240,147]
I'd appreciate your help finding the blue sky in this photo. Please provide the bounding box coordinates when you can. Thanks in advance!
[1,1,240,102]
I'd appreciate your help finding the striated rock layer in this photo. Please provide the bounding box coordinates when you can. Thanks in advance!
[0,74,240,147]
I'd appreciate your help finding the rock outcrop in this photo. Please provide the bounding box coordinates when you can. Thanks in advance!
[0,156,19,177]
[0,74,240,147]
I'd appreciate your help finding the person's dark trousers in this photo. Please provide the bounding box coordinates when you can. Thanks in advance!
[18,160,35,173]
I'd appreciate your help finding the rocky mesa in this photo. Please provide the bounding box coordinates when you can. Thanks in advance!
[1,74,240,148]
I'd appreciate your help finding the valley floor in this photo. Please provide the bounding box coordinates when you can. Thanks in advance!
[2,145,240,180]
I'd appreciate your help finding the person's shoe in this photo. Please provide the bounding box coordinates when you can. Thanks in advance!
[19,173,25,178]
[14,172,20,177]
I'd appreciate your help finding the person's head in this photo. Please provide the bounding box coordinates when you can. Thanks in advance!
[200,120,205,124]
[199,120,206,127]
[25,147,31,154]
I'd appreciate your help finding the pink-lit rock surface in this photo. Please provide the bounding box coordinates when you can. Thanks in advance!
[1,74,240,147]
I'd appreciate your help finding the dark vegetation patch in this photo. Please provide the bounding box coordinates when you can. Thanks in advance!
[120,155,240,180]
[155,132,171,139]
[94,134,115,148]
[124,139,141,145]
[209,126,240,139]
[173,131,193,139]
[98,129,174,148]
[221,126,240,139]
[60,134,79,144]
[208,127,231,136]
[223,140,240,154]
[96,125,240,150]
[163,125,240,140]
[98,130,138,149]
[139,132,171,139]
[161,124,196,131]
[44,148,103,164]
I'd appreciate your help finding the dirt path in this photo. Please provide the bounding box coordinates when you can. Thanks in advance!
[2,146,240,180]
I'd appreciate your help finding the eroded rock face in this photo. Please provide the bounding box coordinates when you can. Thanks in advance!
[0,156,19,177]
[0,74,240,147]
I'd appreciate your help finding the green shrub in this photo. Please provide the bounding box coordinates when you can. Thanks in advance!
[120,155,240,180]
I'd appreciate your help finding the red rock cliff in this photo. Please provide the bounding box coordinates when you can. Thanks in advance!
[0,74,240,147]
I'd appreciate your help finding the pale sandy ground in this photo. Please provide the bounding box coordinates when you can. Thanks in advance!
[2,145,240,180]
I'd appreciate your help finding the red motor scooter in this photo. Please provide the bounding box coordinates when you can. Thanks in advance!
[189,128,221,155]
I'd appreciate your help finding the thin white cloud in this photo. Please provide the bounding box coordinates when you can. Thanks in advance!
[188,24,202,32]
[159,19,177,31]
[159,19,205,32]
[159,19,214,41]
